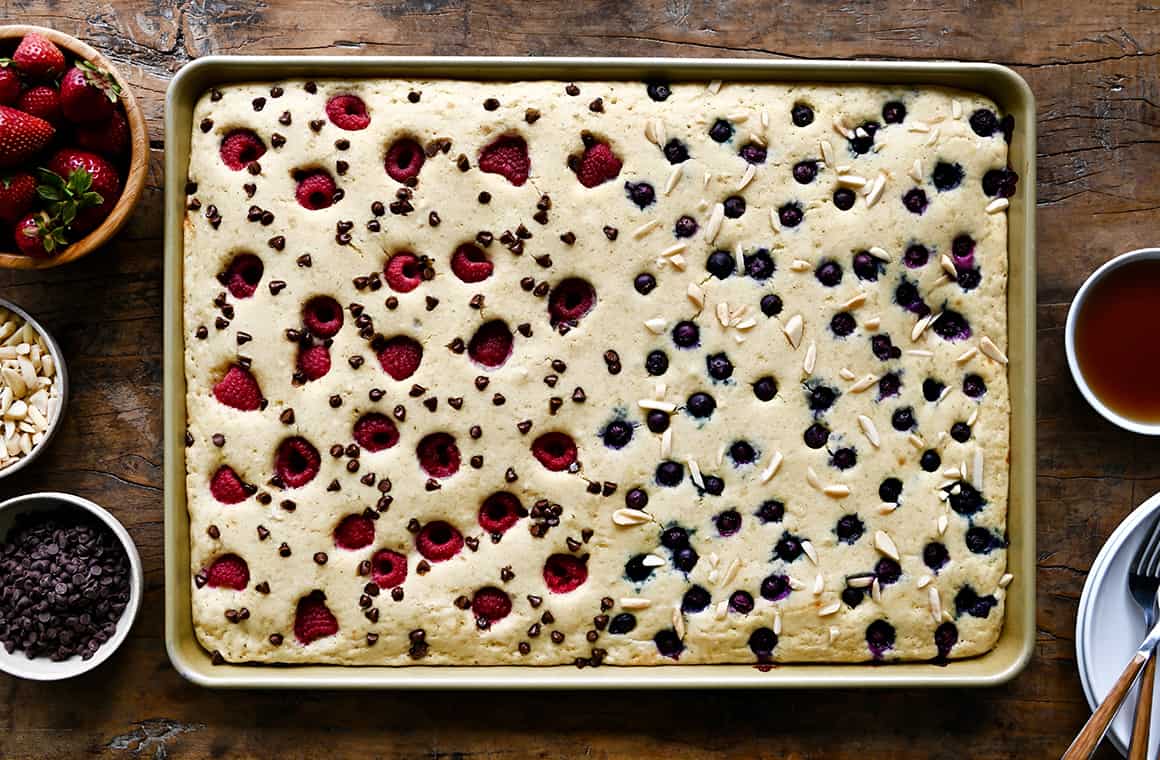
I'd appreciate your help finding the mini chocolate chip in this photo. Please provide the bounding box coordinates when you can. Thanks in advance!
[566,83,580,96]
[470,455,484,469]
[470,425,483,439]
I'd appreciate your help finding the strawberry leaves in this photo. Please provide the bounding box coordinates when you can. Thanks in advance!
[29,167,103,247]
[77,60,121,103]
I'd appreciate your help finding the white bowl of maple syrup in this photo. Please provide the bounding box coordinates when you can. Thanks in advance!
[1066,248,1160,435]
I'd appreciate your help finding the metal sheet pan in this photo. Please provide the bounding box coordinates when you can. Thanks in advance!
[164,56,1036,689]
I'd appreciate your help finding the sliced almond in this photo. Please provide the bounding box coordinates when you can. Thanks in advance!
[980,336,1009,364]
[760,451,783,483]
[874,530,900,561]
[783,314,804,349]
[612,509,652,526]
[705,203,725,243]
[858,415,881,448]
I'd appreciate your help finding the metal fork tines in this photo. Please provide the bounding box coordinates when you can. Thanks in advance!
[1129,518,1160,629]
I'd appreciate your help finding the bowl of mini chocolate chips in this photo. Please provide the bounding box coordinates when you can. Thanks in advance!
[0,492,142,680]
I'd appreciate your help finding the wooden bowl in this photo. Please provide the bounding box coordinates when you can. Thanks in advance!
[0,24,148,270]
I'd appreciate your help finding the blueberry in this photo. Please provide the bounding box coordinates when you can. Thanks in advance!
[866,619,895,657]
[950,422,971,442]
[791,102,814,127]
[932,310,971,341]
[654,629,684,658]
[729,440,757,465]
[608,612,637,634]
[807,384,837,412]
[955,586,998,618]
[935,622,958,659]
[723,195,746,218]
[933,161,964,191]
[709,119,734,143]
[849,121,879,154]
[682,584,712,612]
[625,487,649,509]
[842,586,866,608]
[882,101,907,124]
[969,109,998,137]
[715,509,742,536]
[778,203,803,227]
[663,138,689,164]
[656,460,685,487]
[760,573,791,601]
[830,312,856,337]
[963,374,986,398]
[672,320,700,348]
[634,272,657,294]
[965,527,1000,554]
[878,372,901,399]
[902,188,928,214]
[687,392,716,418]
[706,352,733,380]
[920,449,941,472]
[645,349,669,376]
[706,250,736,279]
[744,248,775,280]
[625,554,655,582]
[982,168,1019,198]
[815,260,842,286]
[748,627,778,656]
[923,542,949,572]
[831,447,857,470]
[701,475,724,495]
[625,181,656,209]
[951,234,975,267]
[673,546,699,572]
[853,250,880,281]
[891,407,915,431]
[875,558,902,585]
[646,410,670,433]
[674,215,699,238]
[833,188,856,210]
[602,419,634,449]
[756,499,784,524]
[729,590,755,614]
[775,532,804,562]
[835,513,865,544]
[792,160,817,184]
[903,244,930,268]
[803,423,829,449]
[661,526,690,549]
[957,268,981,291]
[894,280,929,315]
[760,294,783,317]
[645,81,671,102]
[871,334,901,361]
[948,480,985,515]
[923,378,946,401]
[878,477,902,503]
[739,143,767,164]
[753,376,778,402]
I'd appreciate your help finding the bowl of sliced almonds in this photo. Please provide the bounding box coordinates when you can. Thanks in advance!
[0,298,66,479]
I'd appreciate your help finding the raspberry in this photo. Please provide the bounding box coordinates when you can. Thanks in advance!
[384,137,424,183]
[531,432,577,472]
[295,170,337,210]
[333,514,375,550]
[205,554,250,590]
[294,591,339,645]
[416,433,460,478]
[547,278,596,326]
[543,553,588,593]
[467,320,513,369]
[415,520,464,561]
[210,465,249,505]
[275,436,321,489]
[377,335,423,381]
[450,243,493,283]
[371,549,408,589]
[222,253,263,299]
[575,141,622,188]
[353,413,400,452]
[471,587,512,624]
[478,492,521,534]
[212,365,262,411]
[384,252,424,292]
[478,135,530,186]
[297,344,331,381]
[326,94,370,130]
[302,295,343,337]
[219,130,266,171]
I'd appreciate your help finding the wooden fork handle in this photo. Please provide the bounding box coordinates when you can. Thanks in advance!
[1063,651,1148,759]
[1130,652,1157,760]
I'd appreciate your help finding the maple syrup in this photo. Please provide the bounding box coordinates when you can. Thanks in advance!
[1074,258,1160,422]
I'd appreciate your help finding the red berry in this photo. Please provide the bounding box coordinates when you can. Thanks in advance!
[415,520,464,562]
[384,251,424,292]
[333,514,375,550]
[16,86,61,127]
[471,587,512,623]
[478,135,530,186]
[59,63,120,124]
[12,212,61,258]
[377,335,423,381]
[75,110,130,157]
[543,553,588,593]
[12,33,66,81]
[383,137,424,182]
[297,344,331,381]
[221,252,263,298]
[450,243,493,283]
[302,295,343,337]
[46,149,122,233]
[325,94,370,130]
[548,278,597,326]
[219,129,267,171]
[531,432,578,472]
[478,492,521,535]
[274,436,321,489]
[353,413,400,452]
[371,549,407,589]
[467,320,513,369]
[294,591,338,644]
[209,465,249,504]
[0,106,55,169]
[416,433,460,479]
[0,68,20,106]
[295,170,336,210]
[205,554,250,590]
[212,365,263,411]
[576,141,623,188]
[0,171,37,224]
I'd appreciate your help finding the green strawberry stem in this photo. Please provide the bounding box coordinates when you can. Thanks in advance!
[32,167,105,245]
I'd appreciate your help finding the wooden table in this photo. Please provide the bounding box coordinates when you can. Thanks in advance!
[1,1,1157,757]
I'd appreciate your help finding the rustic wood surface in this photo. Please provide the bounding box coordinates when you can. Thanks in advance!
[0,1,1157,757]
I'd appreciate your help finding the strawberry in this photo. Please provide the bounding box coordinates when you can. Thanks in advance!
[296,344,331,381]
[0,171,36,223]
[32,165,105,241]
[45,150,122,233]
[205,554,250,590]
[13,211,67,258]
[575,141,623,188]
[0,65,20,106]
[209,465,250,504]
[74,109,129,157]
[59,62,120,124]
[294,592,338,645]
[212,365,263,411]
[0,106,54,168]
[16,85,62,127]
[333,514,375,550]
[12,33,66,81]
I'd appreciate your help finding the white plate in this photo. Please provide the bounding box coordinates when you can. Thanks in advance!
[1077,490,1160,757]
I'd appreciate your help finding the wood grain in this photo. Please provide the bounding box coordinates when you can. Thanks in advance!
[1,1,1159,758]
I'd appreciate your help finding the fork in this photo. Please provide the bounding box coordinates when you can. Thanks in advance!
[1063,518,1160,759]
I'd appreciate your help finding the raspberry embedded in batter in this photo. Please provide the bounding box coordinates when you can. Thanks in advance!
[543,553,588,593]
[384,251,426,293]
[302,295,344,338]
[478,135,530,186]
[353,412,400,452]
[204,553,250,590]
[478,492,522,534]
[531,432,578,472]
[547,278,596,327]
[376,335,423,381]
[333,513,375,550]
[450,243,494,283]
[275,436,321,489]
[371,548,408,589]
[294,591,339,644]
[384,137,425,182]
[221,253,264,299]
[415,520,464,561]
[326,94,371,130]
[467,320,514,369]
[471,586,513,624]
[416,432,460,478]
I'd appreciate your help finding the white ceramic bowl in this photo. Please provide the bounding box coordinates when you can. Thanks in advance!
[0,492,143,680]
[0,298,69,479]
[1064,247,1160,436]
